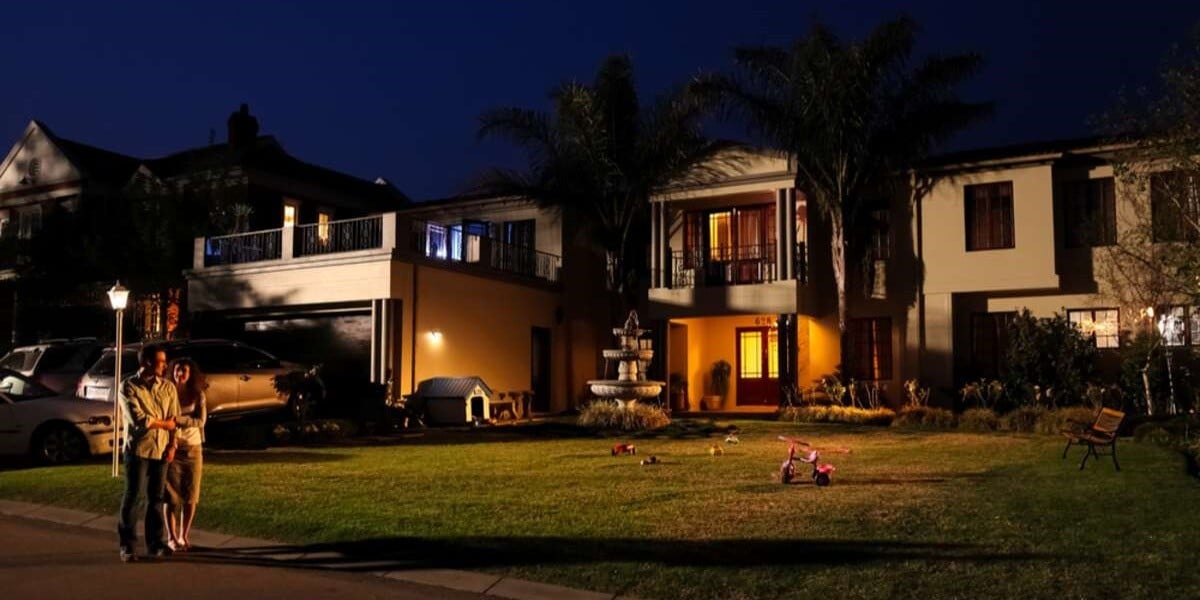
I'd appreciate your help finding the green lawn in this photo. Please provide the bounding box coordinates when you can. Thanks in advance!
[2,420,1198,599]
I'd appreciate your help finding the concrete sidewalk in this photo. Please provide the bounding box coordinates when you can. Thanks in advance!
[0,499,636,600]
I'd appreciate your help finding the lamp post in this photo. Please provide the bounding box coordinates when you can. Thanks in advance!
[107,282,129,478]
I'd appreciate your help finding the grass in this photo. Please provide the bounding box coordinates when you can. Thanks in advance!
[2,419,1198,599]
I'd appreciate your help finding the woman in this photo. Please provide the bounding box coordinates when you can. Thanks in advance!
[164,357,206,551]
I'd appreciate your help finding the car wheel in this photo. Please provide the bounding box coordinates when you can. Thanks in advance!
[33,425,89,465]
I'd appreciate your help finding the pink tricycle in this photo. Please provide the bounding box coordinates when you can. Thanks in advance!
[779,436,836,486]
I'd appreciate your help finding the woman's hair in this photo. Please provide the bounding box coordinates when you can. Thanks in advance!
[169,357,208,400]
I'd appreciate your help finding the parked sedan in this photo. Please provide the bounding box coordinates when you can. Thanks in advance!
[76,339,305,420]
[0,339,104,394]
[0,369,118,464]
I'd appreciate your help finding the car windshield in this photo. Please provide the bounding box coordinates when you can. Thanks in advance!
[87,350,140,377]
[0,348,42,372]
[0,370,55,401]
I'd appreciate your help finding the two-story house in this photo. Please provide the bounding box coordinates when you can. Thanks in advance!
[0,105,408,347]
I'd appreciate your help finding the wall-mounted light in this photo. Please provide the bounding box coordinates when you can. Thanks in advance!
[428,329,443,342]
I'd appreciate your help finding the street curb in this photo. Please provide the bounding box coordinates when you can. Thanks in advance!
[1,499,632,600]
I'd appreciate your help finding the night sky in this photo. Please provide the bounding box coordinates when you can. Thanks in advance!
[2,1,1197,201]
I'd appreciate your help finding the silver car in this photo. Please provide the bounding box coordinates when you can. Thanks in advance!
[76,339,302,420]
[0,368,118,463]
[0,339,103,395]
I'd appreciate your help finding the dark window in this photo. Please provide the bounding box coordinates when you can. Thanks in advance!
[965,182,1015,251]
[682,205,777,282]
[0,372,53,401]
[180,344,240,373]
[869,209,891,260]
[0,349,40,372]
[1151,172,1200,242]
[848,317,893,380]
[1062,178,1116,247]
[233,346,280,369]
[970,312,1016,379]
[86,350,138,377]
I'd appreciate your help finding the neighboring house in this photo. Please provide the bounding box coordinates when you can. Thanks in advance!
[185,193,572,412]
[646,136,1200,410]
[0,105,408,348]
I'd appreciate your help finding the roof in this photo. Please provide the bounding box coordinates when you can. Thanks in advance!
[413,376,493,399]
[917,135,1114,169]
[37,121,142,188]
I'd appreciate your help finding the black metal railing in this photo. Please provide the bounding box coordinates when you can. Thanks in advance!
[660,243,807,288]
[410,219,561,283]
[204,229,282,266]
[295,214,383,257]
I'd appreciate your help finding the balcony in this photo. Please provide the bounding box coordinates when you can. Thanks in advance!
[194,213,561,285]
[659,243,806,289]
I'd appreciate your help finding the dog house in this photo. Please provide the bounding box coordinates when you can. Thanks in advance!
[411,376,493,425]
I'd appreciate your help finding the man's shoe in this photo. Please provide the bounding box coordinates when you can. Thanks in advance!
[119,547,137,563]
[150,545,173,558]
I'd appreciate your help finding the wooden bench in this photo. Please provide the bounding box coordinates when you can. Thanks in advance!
[1061,408,1125,471]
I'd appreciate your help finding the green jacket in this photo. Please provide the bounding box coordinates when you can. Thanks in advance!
[119,374,180,460]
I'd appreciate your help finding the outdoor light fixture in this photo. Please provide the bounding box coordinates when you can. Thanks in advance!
[428,329,443,341]
[108,281,129,478]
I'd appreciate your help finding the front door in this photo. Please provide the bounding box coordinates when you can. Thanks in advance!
[735,327,778,405]
[530,327,551,413]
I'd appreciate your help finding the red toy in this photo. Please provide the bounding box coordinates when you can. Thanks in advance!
[612,443,637,456]
[778,436,836,486]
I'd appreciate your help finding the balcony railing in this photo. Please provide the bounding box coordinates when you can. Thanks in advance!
[204,229,282,266]
[660,243,806,288]
[410,219,561,283]
[295,215,383,257]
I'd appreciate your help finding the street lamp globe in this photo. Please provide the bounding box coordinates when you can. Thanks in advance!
[107,281,129,311]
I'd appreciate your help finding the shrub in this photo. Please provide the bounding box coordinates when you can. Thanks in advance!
[1119,330,1199,416]
[1036,406,1099,435]
[1132,422,1174,445]
[999,406,1048,433]
[577,400,671,431]
[1003,310,1097,409]
[891,406,956,429]
[780,406,895,426]
[958,408,999,431]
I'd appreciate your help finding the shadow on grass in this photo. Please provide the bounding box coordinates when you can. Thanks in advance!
[205,450,355,466]
[176,534,1057,573]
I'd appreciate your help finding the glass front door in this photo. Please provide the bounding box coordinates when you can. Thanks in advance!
[736,327,779,405]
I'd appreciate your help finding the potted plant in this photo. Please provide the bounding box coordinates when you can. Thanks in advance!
[705,360,731,411]
[669,373,688,412]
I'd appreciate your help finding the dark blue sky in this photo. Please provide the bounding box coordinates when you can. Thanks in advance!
[3,1,1197,200]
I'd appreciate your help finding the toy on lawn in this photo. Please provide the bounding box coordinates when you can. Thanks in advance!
[778,436,836,486]
[612,443,637,456]
[724,433,740,444]
[708,444,724,456]
[640,455,659,466]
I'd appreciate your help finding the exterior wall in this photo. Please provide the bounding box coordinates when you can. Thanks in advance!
[921,164,1060,294]
[0,124,81,194]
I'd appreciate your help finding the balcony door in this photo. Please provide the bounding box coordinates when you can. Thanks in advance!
[735,326,779,405]
[684,205,776,286]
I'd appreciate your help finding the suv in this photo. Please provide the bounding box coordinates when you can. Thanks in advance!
[76,339,304,420]
[0,339,104,394]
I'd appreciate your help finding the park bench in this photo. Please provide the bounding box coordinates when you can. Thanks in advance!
[1060,408,1125,471]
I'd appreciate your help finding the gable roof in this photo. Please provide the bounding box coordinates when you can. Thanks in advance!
[36,121,141,188]
[917,135,1115,170]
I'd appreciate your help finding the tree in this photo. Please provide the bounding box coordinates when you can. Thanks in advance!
[1097,24,1200,415]
[476,54,731,311]
[701,16,991,374]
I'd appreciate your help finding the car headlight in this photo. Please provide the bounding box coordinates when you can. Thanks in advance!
[87,416,112,426]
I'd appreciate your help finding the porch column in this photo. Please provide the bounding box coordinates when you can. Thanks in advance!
[650,201,661,288]
[775,189,787,280]
[784,188,797,280]
[777,313,798,406]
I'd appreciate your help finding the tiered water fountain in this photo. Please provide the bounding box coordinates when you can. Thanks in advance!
[588,310,664,408]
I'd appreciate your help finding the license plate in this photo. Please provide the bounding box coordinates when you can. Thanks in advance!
[86,386,111,401]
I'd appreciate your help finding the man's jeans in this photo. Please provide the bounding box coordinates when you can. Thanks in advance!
[117,451,167,552]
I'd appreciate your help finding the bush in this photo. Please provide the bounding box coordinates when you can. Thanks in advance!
[1119,330,1199,416]
[1003,310,1098,409]
[271,418,359,444]
[1132,422,1174,445]
[999,406,1047,433]
[577,400,671,431]
[958,408,1000,431]
[1036,407,1098,435]
[891,406,956,429]
[779,406,895,426]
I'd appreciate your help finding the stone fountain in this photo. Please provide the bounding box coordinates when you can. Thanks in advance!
[588,310,664,407]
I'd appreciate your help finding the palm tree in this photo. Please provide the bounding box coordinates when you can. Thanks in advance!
[702,16,992,376]
[477,54,731,311]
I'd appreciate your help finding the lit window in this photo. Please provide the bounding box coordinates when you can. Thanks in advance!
[1068,308,1119,349]
[708,211,732,261]
[318,212,331,244]
[767,328,779,378]
[739,331,762,378]
[425,223,447,259]
[283,204,297,227]
[1158,306,1187,347]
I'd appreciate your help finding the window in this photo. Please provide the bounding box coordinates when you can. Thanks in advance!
[970,312,1016,379]
[1062,178,1116,247]
[683,205,777,278]
[283,203,298,227]
[965,182,1014,251]
[1157,306,1188,347]
[869,209,891,260]
[848,317,892,380]
[737,328,779,379]
[317,211,332,244]
[0,349,41,372]
[425,222,448,259]
[17,204,42,239]
[1068,308,1120,349]
[1151,172,1200,242]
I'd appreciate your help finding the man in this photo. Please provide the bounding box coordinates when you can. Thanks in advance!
[117,344,180,563]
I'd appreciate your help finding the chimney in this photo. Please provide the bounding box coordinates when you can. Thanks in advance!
[227,103,260,149]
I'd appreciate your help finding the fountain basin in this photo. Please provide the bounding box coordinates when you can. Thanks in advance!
[601,349,655,362]
[588,380,665,400]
